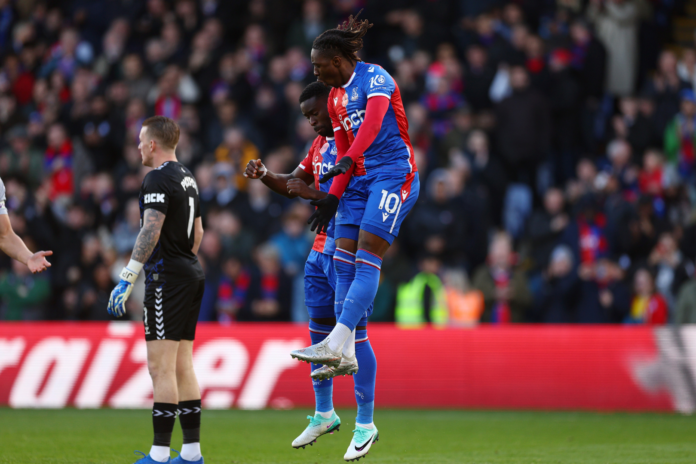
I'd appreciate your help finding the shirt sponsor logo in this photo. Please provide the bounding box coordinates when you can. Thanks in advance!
[339,110,366,131]
[144,193,165,204]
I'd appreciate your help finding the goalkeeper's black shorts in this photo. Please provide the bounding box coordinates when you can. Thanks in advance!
[142,279,205,341]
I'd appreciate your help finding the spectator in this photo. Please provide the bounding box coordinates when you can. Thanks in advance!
[576,258,631,323]
[570,18,608,152]
[44,123,74,201]
[214,127,260,192]
[112,198,141,255]
[472,231,531,323]
[216,255,252,324]
[0,126,44,189]
[270,202,312,277]
[648,231,692,310]
[638,149,665,198]
[463,45,495,111]
[238,243,292,322]
[534,245,580,323]
[395,254,448,327]
[642,50,692,135]
[0,257,51,320]
[122,54,155,102]
[495,65,550,185]
[626,267,667,324]
[528,187,569,272]
[613,96,658,162]
[405,169,466,265]
[287,0,329,53]
[588,0,642,96]
[664,89,696,183]
[466,129,507,227]
[547,48,581,181]
[677,48,696,91]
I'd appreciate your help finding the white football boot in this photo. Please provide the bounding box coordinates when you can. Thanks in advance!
[290,338,342,367]
[311,355,359,381]
[344,424,379,461]
[291,411,341,449]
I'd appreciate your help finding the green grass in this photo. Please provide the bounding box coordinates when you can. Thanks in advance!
[0,408,695,463]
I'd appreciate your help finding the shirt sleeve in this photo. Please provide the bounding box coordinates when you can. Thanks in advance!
[298,149,313,173]
[364,66,396,100]
[141,170,170,215]
[0,178,7,215]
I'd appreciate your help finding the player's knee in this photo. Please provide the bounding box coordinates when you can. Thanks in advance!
[175,359,195,380]
[148,358,176,383]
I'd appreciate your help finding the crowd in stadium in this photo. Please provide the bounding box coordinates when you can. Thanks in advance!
[0,0,695,325]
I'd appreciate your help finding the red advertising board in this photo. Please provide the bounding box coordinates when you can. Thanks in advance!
[0,323,689,411]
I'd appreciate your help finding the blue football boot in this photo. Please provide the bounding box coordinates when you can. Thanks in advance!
[132,450,171,463]
[171,449,204,464]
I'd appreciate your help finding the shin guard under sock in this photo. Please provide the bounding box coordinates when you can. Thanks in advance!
[339,250,382,331]
[354,334,377,425]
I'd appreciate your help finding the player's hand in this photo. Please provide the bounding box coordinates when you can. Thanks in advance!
[320,157,353,183]
[107,280,133,317]
[287,178,312,199]
[27,250,52,274]
[244,159,267,179]
[307,194,339,234]
[107,266,139,317]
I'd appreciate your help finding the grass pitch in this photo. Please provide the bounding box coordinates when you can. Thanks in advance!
[0,408,695,463]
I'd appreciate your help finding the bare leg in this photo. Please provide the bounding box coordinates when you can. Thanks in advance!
[176,340,200,402]
[147,339,180,403]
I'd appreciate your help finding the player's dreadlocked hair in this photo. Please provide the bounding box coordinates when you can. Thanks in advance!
[299,81,331,104]
[312,10,373,64]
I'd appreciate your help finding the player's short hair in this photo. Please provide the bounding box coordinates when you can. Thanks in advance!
[299,82,331,104]
[142,116,180,150]
[312,10,372,64]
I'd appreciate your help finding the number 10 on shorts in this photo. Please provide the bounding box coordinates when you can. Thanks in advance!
[378,189,400,222]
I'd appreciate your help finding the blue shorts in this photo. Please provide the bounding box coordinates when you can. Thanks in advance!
[304,250,336,318]
[336,171,420,244]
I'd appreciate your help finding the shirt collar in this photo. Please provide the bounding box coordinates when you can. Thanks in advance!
[342,64,359,88]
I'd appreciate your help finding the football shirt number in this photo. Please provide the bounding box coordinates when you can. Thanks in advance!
[187,196,194,238]
[378,189,400,214]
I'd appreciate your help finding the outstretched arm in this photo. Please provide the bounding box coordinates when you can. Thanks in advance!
[0,214,52,273]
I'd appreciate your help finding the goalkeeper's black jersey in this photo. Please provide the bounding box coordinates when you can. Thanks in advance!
[138,161,204,285]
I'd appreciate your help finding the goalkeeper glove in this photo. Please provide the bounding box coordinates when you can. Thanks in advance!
[107,260,142,317]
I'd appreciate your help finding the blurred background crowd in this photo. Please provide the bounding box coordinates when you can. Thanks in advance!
[2,0,696,326]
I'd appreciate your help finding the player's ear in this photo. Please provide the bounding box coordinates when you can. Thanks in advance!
[332,55,341,68]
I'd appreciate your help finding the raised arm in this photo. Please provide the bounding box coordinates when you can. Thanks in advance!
[0,214,52,273]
